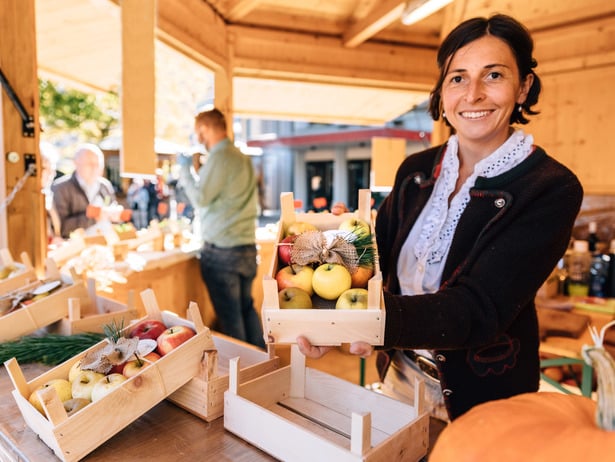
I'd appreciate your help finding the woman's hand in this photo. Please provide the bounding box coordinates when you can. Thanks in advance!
[296,336,332,359]
[296,336,374,359]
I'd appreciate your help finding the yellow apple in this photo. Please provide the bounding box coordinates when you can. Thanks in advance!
[63,397,90,416]
[68,360,85,382]
[71,371,105,401]
[285,221,318,237]
[312,263,352,300]
[338,217,370,237]
[29,378,73,414]
[275,264,314,295]
[91,373,127,402]
[278,287,313,309]
[335,288,369,309]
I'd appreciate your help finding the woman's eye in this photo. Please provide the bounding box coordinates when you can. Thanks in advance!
[487,71,501,80]
[450,75,463,84]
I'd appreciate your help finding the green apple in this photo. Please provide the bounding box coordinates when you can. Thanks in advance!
[279,287,313,309]
[312,263,352,300]
[90,373,127,402]
[71,371,105,401]
[275,264,314,295]
[338,217,370,237]
[285,221,318,237]
[335,288,369,309]
[29,378,73,414]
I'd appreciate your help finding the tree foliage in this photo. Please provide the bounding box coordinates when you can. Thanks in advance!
[38,79,119,142]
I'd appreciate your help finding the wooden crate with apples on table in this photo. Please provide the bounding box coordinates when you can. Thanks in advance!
[3,295,215,462]
[224,344,429,461]
[139,289,280,422]
[0,259,96,342]
[0,249,38,294]
[262,189,385,346]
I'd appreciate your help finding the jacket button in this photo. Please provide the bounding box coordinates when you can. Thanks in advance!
[413,175,422,184]
[494,198,506,208]
[442,389,453,397]
[435,354,446,363]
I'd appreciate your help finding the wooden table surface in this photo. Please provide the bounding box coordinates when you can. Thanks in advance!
[0,363,276,462]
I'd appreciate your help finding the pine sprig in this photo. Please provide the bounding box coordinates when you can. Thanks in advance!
[0,333,105,365]
[351,231,375,267]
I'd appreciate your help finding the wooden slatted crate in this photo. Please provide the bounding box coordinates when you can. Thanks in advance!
[262,189,385,346]
[0,249,37,294]
[224,345,429,461]
[0,261,87,342]
[139,289,280,422]
[4,299,214,462]
[50,277,139,336]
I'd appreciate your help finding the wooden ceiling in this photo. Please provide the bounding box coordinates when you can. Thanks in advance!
[34,0,615,126]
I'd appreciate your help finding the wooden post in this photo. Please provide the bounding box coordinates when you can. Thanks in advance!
[120,0,157,176]
[0,0,45,273]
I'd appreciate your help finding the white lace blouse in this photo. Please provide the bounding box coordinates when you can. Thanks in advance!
[397,129,535,296]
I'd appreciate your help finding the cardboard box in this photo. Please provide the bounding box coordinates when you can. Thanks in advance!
[4,299,214,462]
[262,189,385,346]
[139,289,280,422]
[224,345,429,461]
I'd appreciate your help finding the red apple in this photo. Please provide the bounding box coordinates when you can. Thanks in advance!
[278,234,298,265]
[156,325,196,356]
[275,264,314,295]
[128,319,167,341]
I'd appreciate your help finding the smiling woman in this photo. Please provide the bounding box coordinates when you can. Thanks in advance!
[298,14,584,426]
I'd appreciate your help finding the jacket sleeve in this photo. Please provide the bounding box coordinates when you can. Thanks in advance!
[381,159,583,351]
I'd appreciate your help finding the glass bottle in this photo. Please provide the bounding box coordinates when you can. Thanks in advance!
[566,240,591,297]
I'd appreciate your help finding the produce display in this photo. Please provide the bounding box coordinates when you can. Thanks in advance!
[0,279,64,317]
[275,217,375,311]
[27,318,196,418]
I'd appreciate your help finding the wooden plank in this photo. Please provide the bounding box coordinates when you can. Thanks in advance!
[120,0,156,176]
[0,0,45,272]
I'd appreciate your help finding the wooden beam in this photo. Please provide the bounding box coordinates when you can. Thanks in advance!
[120,0,156,176]
[230,25,438,91]
[227,0,264,22]
[157,0,229,73]
[343,0,406,48]
[0,0,45,272]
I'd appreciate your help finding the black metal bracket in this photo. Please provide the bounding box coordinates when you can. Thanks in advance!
[0,68,35,137]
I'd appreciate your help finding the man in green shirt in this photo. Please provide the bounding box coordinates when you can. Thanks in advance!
[178,108,265,348]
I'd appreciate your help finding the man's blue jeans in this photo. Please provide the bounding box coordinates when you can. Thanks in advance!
[199,243,265,348]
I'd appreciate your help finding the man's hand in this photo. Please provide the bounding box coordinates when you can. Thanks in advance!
[177,153,193,168]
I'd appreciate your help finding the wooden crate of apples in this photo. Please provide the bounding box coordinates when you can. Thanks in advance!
[0,259,96,342]
[262,189,385,346]
[4,298,214,462]
[0,249,37,294]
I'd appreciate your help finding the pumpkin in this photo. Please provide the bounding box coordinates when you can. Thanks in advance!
[430,320,615,462]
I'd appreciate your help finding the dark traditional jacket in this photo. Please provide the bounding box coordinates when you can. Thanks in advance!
[51,172,116,238]
[375,142,583,420]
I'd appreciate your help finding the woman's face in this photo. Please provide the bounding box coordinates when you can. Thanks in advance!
[441,35,533,154]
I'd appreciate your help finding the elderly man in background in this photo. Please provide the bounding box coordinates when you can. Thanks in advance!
[51,143,117,238]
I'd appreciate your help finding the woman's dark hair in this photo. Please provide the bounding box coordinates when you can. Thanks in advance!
[428,14,541,125]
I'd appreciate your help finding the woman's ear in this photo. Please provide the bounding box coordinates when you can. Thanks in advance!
[517,73,534,104]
